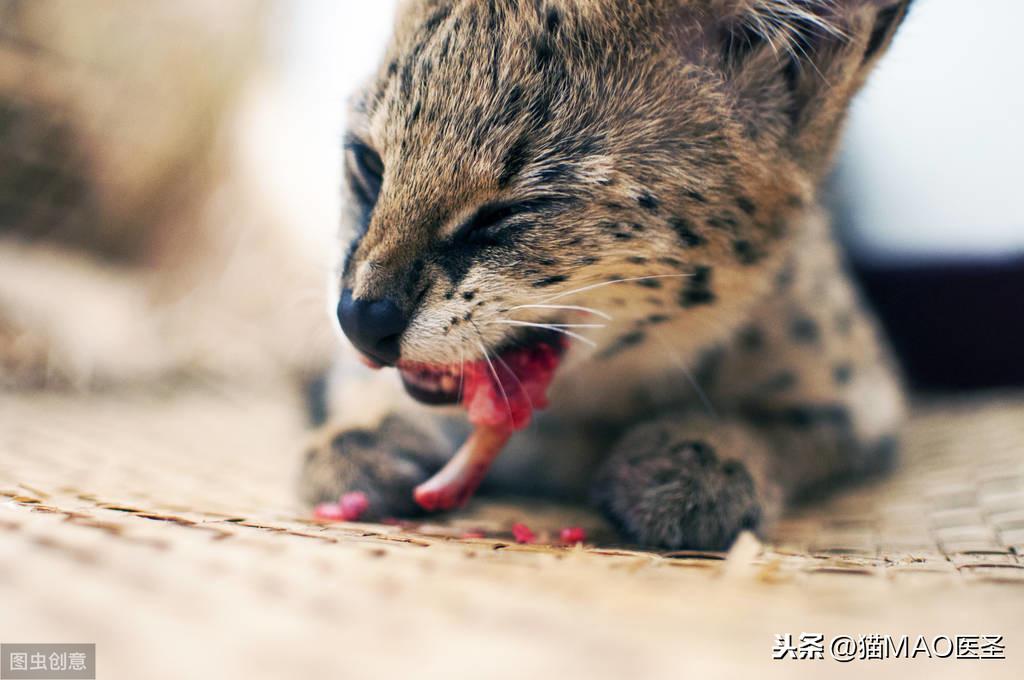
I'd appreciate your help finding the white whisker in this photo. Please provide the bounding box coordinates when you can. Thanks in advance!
[476,339,514,424]
[504,304,613,320]
[492,320,605,329]
[649,329,718,419]
[486,320,598,347]
[457,344,466,403]
[492,350,536,430]
[537,274,691,304]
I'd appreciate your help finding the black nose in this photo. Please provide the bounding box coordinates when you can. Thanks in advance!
[336,289,408,365]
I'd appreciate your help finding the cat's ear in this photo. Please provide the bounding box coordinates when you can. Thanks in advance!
[702,0,914,172]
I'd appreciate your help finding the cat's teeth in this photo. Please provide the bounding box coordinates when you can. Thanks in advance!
[399,364,463,396]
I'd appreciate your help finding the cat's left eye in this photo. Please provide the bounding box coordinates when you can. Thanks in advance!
[454,196,566,246]
[455,202,523,244]
[345,138,384,212]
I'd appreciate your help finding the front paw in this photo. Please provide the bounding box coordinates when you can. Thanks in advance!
[592,423,762,550]
[299,416,446,519]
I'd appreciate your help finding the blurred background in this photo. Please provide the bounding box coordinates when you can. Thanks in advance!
[0,0,1021,391]
[831,0,1024,390]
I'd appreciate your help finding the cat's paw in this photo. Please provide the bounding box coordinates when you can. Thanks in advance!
[299,416,446,519]
[592,422,762,550]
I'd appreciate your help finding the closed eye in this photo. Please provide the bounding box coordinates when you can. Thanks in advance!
[455,195,571,245]
[344,137,384,214]
[457,202,522,244]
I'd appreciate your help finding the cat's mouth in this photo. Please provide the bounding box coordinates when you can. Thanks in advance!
[394,331,567,513]
[397,331,567,430]
[398,364,464,406]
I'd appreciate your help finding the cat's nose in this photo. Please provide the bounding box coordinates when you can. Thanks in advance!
[336,289,408,366]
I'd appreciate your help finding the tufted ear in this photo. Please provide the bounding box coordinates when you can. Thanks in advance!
[705,0,914,174]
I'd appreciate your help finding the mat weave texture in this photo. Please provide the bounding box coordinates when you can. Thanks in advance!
[2,384,1023,679]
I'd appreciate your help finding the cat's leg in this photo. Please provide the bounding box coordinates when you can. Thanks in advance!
[591,415,779,550]
[592,393,901,551]
[593,319,905,550]
[592,222,907,550]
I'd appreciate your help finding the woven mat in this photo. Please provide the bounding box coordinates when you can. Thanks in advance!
[2,383,1023,679]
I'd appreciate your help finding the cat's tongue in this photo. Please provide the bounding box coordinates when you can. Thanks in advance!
[413,341,564,511]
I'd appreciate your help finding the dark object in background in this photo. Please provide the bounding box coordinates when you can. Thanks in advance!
[853,256,1024,392]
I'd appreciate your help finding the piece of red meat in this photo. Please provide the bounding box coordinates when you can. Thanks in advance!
[313,502,346,521]
[414,340,565,512]
[339,491,369,520]
[460,340,563,430]
[511,522,536,544]
[313,491,369,522]
[560,526,587,544]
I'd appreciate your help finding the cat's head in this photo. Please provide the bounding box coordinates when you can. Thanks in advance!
[334,0,910,403]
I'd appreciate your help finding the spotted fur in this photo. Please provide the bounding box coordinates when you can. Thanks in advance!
[304,0,914,549]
